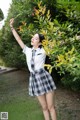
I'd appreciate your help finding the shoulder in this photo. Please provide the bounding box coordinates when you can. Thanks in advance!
[22,45,32,54]
[40,47,46,54]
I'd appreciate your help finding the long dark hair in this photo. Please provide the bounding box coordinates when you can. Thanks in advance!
[38,33,45,48]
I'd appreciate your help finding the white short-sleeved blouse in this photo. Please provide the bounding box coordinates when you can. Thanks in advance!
[22,45,46,72]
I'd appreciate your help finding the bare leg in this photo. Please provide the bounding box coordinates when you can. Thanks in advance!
[37,94,50,120]
[46,91,57,120]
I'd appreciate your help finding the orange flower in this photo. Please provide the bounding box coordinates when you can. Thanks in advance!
[34,8,39,15]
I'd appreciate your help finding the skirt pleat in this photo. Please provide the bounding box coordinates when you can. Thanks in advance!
[29,68,56,96]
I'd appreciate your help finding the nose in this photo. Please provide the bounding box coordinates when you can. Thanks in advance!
[31,38,34,42]
[32,37,34,41]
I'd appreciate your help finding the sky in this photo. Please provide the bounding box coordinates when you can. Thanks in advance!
[0,0,12,29]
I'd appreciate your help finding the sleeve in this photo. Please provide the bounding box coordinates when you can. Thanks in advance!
[42,48,46,55]
[22,45,29,55]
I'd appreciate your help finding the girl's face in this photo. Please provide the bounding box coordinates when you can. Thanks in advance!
[31,34,41,48]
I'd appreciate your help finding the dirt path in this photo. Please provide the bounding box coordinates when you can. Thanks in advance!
[0,70,80,120]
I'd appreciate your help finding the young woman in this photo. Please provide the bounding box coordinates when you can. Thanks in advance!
[9,18,57,120]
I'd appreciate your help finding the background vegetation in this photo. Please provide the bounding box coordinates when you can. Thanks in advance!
[0,9,4,21]
[0,0,80,91]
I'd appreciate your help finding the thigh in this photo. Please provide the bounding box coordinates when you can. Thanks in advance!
[46,91,55,107]
[37,94,48,109]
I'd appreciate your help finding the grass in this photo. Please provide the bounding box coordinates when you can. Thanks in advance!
[0,70,80,120]
[0,71,44,120]
[0,98,43,120]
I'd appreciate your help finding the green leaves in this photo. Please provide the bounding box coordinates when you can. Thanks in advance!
[0,0,80,90]
[0,9,4,21]
[34,1,80,90]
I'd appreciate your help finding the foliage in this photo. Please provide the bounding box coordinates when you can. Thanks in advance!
[0,0,58,68]
[0,0,80,90]
[0,0,35,68]
[33,1,80,90]
[0,9,4,21]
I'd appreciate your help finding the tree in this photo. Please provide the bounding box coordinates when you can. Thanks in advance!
[0,9,4,21]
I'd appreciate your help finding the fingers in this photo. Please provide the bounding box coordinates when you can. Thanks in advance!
[9,18,14,27]
[10,18,14,23]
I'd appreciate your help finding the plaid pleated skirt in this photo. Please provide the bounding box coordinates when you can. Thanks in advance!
[29,68,56,96]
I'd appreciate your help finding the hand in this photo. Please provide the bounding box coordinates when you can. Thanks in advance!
[9,18,14,27]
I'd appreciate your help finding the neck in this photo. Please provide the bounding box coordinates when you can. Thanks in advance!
[33,45,39,49]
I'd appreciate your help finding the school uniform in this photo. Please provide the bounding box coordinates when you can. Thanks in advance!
[23,45,56,96]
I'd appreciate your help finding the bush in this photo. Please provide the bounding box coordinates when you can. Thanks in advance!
[33,1,80,90]
[0,9,4,21]
[0,0,58,68]
[0,0,35,68]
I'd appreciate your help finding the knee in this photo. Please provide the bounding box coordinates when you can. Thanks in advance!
[48,105,55,112]
[42,105,48,111]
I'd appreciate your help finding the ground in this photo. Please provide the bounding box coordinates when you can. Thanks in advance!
[0,70,80,120]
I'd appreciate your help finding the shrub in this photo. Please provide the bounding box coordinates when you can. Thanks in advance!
[33,1,80,90]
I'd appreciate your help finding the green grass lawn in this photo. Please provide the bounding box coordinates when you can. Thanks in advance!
[0,70,80,120]
[0,71,44,120]
[0,98,43,120]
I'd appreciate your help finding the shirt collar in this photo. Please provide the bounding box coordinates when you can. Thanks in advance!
[32,47,41,52]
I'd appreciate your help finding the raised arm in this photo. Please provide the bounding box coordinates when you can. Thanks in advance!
[9,18,25,49]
